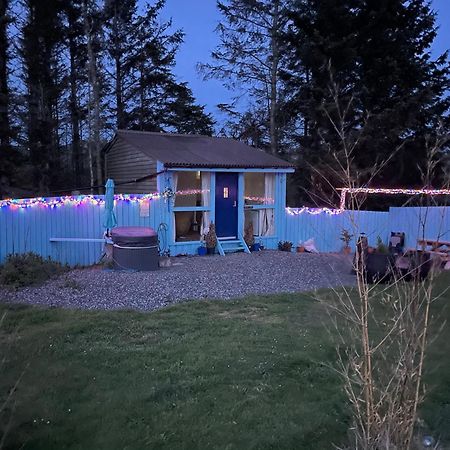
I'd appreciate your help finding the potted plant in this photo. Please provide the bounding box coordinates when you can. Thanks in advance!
[197,241,207,256]
[365,236,395,283]
[244,223,256,251]
[278,241,293,252]
[297,242,305,253]
[204,222,217,255]
[252,241,261,252]
[340,229,353,254]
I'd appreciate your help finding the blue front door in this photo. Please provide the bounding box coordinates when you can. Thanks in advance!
[215,172,238,238]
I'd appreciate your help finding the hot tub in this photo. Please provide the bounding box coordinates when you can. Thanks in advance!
[111,227,159,271]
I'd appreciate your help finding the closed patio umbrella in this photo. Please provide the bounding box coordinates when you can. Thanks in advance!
[103,179,117,235]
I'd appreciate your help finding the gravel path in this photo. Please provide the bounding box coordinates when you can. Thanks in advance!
[0,251,356,311]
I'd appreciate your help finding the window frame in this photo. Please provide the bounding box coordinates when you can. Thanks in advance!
[243,173,276,237]
[171,170,211,244]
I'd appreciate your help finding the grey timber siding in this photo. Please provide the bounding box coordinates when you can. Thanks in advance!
[106,137,158,194]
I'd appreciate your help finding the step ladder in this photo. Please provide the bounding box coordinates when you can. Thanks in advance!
[216,236,251,256]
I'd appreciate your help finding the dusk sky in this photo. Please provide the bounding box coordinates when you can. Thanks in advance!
[158,0,450,119]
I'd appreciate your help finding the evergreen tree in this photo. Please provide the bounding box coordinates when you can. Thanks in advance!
[110,0,213,134]
[201,0,290,153]
[0,0,13,196]
[284,0,450,203]
[165,81,214,135]
[82,0,104,190]
[103,0,137,129]
[20,0,65,193]
[63,0,86,187]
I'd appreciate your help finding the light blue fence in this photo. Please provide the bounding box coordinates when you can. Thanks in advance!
[283,210,390,252]
[388,207,450,249]
[0,196,164,266]
[1,197,449,266]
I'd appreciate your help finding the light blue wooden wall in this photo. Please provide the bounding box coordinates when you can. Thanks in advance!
[283,209,390,252]
[0,196,166,266]
[388,206,450,249]
[1,199,449,265]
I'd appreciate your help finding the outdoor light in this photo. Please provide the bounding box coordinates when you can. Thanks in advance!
[0,190,210,209]
[339,187,450,210]
[286,206,343,216]
[422,435,436,448]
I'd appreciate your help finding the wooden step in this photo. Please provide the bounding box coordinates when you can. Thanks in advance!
[223,246,245,252]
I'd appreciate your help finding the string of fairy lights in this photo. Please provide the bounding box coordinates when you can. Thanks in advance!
[338,187,450,210]
[0,187,449,214]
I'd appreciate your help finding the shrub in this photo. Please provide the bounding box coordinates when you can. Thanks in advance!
[0,253,68,288]
[204,222,218,249]
[244,222,255,248]
[278,241,293,252]
[339,228,353,248]
[375,236,390,254]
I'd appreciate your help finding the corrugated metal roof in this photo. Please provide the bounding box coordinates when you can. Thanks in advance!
[112,130,294,169]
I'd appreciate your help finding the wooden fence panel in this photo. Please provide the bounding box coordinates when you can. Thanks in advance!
[283,210,390,252]
[388,207,450,249]
[0,197,165,266]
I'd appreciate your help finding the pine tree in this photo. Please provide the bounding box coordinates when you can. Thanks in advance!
[20,0,65,193]
[103,0,137,129]
[201,0,289,153]
[82,0,103,191]
[0,0,13,196]
[165,81,214,135]
[118,0,213,134]
[63,0,86,187]
[284,0,450,203]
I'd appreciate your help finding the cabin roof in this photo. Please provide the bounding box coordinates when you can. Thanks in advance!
[108,130,294,169]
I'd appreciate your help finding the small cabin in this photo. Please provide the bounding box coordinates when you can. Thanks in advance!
[105,130,295,255]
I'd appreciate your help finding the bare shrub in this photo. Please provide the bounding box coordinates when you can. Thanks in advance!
[312,64,449,449]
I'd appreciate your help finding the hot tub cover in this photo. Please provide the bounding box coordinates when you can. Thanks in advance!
[111,226,157,247]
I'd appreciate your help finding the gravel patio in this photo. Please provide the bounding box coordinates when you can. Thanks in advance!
[1,251,355,311]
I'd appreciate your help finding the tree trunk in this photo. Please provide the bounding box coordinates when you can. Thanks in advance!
[112,8,124,129]
[139,62,145,130]
[269,0,280,155]
[0,0,11,196]
[115,54,124,128]
[0,0,10,148]
[67,10,82,187]
[83,0,102,193]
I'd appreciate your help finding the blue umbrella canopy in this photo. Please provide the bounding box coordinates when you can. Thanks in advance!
[103,179,117,232]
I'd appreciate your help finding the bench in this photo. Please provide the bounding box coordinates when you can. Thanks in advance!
[49,238,106,243]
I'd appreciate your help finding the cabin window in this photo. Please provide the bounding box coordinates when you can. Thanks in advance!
[174,171,210,207]
[244,208,275,237]
[174,211,206,242]
[172,171,211,242]
[244,173,275,236]
[244,173,275,205]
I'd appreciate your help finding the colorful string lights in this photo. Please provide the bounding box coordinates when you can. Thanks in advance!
[244,196,275,204]
[286,206,343,216]
[0,193,161,209]
[1,187,448,214]
[0,190,273,209]
[339,187,450,210]
[287,187,450,216]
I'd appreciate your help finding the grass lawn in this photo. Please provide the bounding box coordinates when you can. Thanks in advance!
[1,274,449,449]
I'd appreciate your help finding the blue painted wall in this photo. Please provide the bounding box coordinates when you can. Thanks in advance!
[165,170,289,254]
[283,209,390,252]
[388,206,450,249]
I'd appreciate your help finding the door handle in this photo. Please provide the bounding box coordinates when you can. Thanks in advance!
[233,201,237,207]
